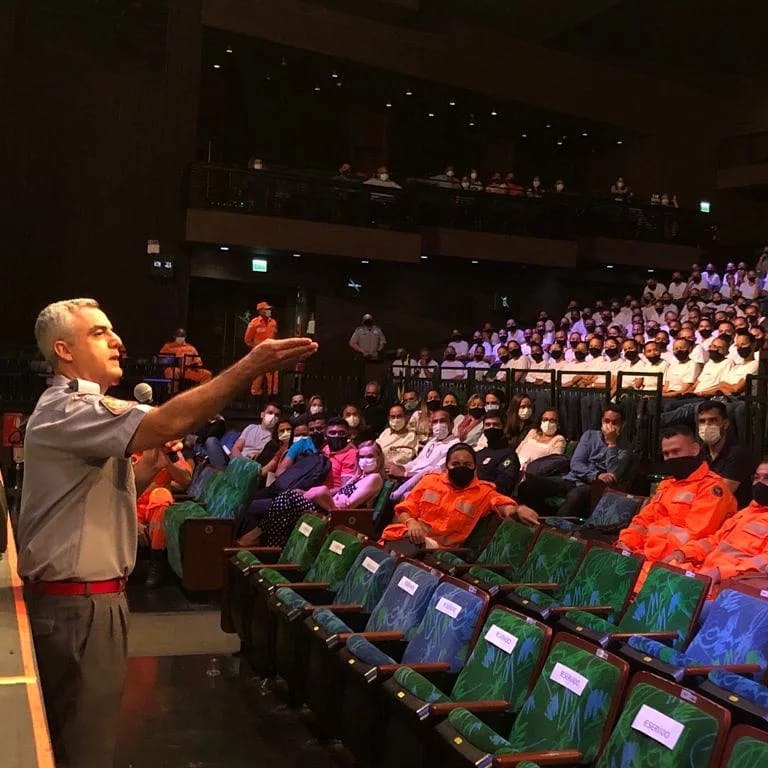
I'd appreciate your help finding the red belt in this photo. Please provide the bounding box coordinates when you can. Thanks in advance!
[25,578,126,596]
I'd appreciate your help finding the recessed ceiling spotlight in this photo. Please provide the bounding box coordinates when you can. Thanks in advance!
[606,264,614,269]
[225,46,233,54]
[361,259,370,264]
[420,255,428,260]
[219,246,229,251]
[582,131,589,137]
[428,112,435,118]
[314,86,321,92]
[385,102,392,108]
[449,100,456,107]
[213,64,221,69]
[471,260,479,264]
[617,139,624,145]
[331,71,338,78]
[647,268,655,273]
[405,89,413,96]
[521,132,528,138]
[490,110,498,116]
[545,122,552,128]
[336,81,343,87]
[557,140,563,146]
[293,253,302,258]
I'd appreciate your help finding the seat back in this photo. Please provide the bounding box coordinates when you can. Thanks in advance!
[515,529,586,585]
[224,455,262,497]
[555,544,643,623]
[450,607,551,712]
[461,514,500,560]
[581,489,647,533]
[400,578,489,673]
[304,527,366,592]
[201,471,227,506]
[504,633,628,762]
[205,456,261,518]
[371,479,396,525]
[475,519,538,569]
[278,514,327,569]
[617,563,709,649]
[333,545,397,611]
[722,724,768,768]
[364,561,441,639]
[188,464,218,500]
[681,586,768,677]
[596,672,730,768]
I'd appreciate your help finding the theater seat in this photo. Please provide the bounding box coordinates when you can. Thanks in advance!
[377,606,552,768]
[721,725,768,768]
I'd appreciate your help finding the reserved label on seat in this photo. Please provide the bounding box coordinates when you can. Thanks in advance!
[362,557,380,574]
[398,576,419,595]
[550,662,588,696]
[435,597,462,619]
[631,704,684,750]
[329,540,346,556]
[299,522,313,537]
[484,624,518,654]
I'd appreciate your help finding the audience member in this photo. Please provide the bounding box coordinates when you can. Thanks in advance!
[159,327,212,387]
[376,404,419,466]
[475,413,520,495]
[515,407,566,473]
[364,165,401,188]
[349,313,386,360]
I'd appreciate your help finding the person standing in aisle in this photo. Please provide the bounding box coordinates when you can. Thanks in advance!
[244,300,280,398]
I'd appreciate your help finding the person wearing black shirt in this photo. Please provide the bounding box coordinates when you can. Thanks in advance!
[697,400,755,508]
[475,413,520,496]
[361,380,387,437]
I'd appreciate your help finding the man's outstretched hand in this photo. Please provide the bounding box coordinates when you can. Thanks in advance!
[246,337,318,376]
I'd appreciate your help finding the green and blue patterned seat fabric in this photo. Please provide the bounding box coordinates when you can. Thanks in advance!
[595,678,722,768]
[474,519,537,569]
[393,607,549,713]
[165,456,261,577]
[627,587,768,680]
[564,564,707,649]
[333,546,397,611]
[581,491,646,534]
[723,728,768,768]
[707,671,768,709]
[514,546,642,623]
[448,638,625,762]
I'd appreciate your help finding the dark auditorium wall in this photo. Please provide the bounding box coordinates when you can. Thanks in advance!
[1,0,201,352]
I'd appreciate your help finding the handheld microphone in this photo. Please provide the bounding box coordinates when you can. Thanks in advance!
[134,382,154,405]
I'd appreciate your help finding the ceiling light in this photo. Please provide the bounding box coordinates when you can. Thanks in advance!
[428,112,435,118]
[265,74,271,81]
[556,140,563,146]
[545,123,552,128]
[293,253,302,258]
[212,64,221,69]
[336,81,343,87]
[361,259,370,264]
[469,113,475,127]
[606,264,614,269]
[331,71,338,78]
[314,86,321,92]
[471,260,479,264]
[420,255,428,260]
[405,89,413,96]
[490,111,498,116]
[647,268,655,273]
[617,139,624,145]
[521,132,528,138]
[582,131,588,137]
[219,246,229,251]
[385,102,392,108]
[449,100,456,107]
[225,46,233,54]
[562,135,567,139]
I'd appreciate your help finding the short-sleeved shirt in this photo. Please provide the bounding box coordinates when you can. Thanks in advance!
[705,437,756,509]
[237,423,273,459]
[694,358,732,394]
[323,443,359,488]
[17,376,150,581]
[663,359,697,392]
[349,325,386,355]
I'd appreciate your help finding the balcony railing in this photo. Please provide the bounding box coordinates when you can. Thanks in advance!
[186,163,714,246]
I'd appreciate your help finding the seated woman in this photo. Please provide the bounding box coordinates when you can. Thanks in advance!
[256,418,295,485]
[505,394,536,449]
[238,441,385,547]
[380,443,539,554]
[515,407,567,474]
[342,403,367,444]
[453,392,485,447]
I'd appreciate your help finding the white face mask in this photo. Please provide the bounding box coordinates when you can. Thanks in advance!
[389,417,406,431]
[379,173,389,182]
[278,430,292,443]
[310,404,323,415]
[345,414,360,428]
[264,309,272,318]
[175,336,186,344]
[699,424,722,445]
[541,421,558,436]
[518,407,533,420]
[432,423,450,440]
[485,403,500,412]
[470,172,478,181]
[358,457,377,473]
[262,413,278,429]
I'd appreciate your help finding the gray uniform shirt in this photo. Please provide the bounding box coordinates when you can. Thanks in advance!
[349,325,386,356]
[17,376,150,582]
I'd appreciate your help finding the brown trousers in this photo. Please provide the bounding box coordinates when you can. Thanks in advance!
[25,590,129,768]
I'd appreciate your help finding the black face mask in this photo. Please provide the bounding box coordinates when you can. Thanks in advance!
[663,455,702,480]
[292,402,306,414]
[326,435,348,452]
[531,354,543,362]
[605,347,619,359]
[646,355,661,364]
[363,320,373,328]
[498,355,510,364]
[699,329,712,338]
[443,404,460,419]
[708,351,726,364]
[468,407,485,419]
[509,349,522,359]
[444,354,456,361]
[669,329,679,338]
[550,349,563,360]
[738,347,753,359]
[426,400,442,412]
[570,340,579,348]
[483,427,505,447]
[452,334,462,341]
[575,351,587,362]
[624,351,639,363]
[364,394,379,405]
[589,347,602,356]
[309,431,325,449]
[674,351,690,362]
[753,482,768,506]
[448,465,474,488]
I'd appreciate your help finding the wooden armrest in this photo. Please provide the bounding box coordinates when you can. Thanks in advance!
[302,604,364,613]
[274,582,331,590]
[548,605,613,615]
[430,699,509,715]
[494,749,583,766]
[683,663,762,676]
[338,631,405,643]
[504,582,559,591]
[224,546,282,555]
[610,631,678,640]
[378,662,450,675]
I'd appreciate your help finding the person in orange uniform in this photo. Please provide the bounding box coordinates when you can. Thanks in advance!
[244,301,279,396]
[618,425,736,587]
[134,446,192,588]
[666,458,768,595]
[159,327,212,388]
[380,443,539,553]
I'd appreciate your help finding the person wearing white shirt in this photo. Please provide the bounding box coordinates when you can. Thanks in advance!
[448,330,470,360]
[468,338,494,362]
[618,339,649,391]
[720,273,738,299]
[391,348,417,378]
[440,346,467,381]
[643,279,666,301]
[537,311,556,333]
[481,323,500,346]
[571,309,593,338]
[586,338,604,363]
[668,273,687,301]
[376,404,419,466]
[662,338,698,402]
[414,348,439,379]
[500,341,530,383]
[466,347,491,373]
[637,341,668,393]
[702,263,721,291]
[721,332,760,441]
[643,301,665,324]
[686,272,708,295]
[659,310,678,333]
[504,321,525,345]
[526,344,552,385]
[564,333,582,362]
[739,270,761,300]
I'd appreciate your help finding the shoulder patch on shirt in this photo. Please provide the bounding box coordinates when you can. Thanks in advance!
[502,458,512,467]
[100,396,136,416]
[482,457,492,465]
[713,485,723,497]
